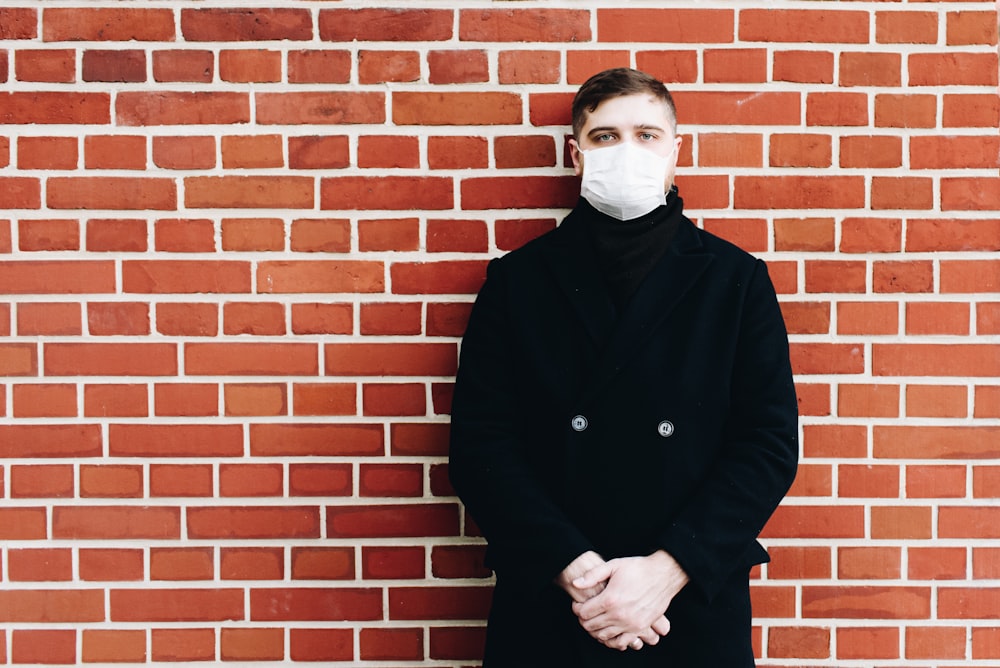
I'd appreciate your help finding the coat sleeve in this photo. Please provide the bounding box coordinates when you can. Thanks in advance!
[656,259,799,600]
[449,258,596,592]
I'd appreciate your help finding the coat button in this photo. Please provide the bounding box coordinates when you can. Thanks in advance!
[657,420,674,438]
[571,415,588,432]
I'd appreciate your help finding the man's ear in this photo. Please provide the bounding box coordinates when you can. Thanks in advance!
[569,138,583,176]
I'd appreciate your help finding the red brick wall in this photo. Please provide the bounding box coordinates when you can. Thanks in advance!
[1,2,998,665]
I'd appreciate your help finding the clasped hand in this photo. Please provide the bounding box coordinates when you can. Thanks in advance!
[556,549,688,652]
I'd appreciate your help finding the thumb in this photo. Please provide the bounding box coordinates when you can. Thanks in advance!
[573,561,614,590]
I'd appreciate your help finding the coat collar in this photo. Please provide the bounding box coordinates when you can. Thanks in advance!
[543,197,714,404]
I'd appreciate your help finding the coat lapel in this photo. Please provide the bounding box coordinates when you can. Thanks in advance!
[545,211,714,407]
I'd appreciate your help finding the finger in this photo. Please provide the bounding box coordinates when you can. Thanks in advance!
[630,636,644,651]
[652,615,671,636]
[573,561,614,590]
[638,627,660,646]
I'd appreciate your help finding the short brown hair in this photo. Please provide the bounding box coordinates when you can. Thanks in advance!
[571,68,677,138]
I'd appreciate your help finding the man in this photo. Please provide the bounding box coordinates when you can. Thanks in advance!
[449,68,798,666]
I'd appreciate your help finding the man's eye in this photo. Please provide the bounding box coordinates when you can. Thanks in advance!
[595,134,615,142]
[639,133,655,141]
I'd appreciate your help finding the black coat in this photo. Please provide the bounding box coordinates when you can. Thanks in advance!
[449,197,798,666]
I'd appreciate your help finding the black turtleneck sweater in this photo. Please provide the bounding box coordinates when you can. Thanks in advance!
[582,187,683,312]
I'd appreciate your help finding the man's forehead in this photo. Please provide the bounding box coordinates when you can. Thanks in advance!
[582,94,672,125]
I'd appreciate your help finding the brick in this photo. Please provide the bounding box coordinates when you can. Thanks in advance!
[943,177,1000,210]
[795,383,831,417]
[807,92,869,126]
[290,546,354,581]
[495,135,557,169]
[875,93,936,128]
[257,91,384,125]
[873,260,934,293]
[43,8,174,41]
[250,588,382,621]
[566,50,631,84]
[250,423,384,457]
[705,48,767,84]
[292,303,354,334]
[675,91,800,126]
[152,136,215,170]
[153,49,214,83]
[222,217,286,252]
[290,218,350,252]
[975,385,1000,417]
[88,302,150,336]
[360,302,422,336]
[735,176,864,210]
[155,303,218,338]
[185,175,312,209]
[149,464,213,497]
[906,302,970,336]
[362,545,425,580]
[838,546,901,579]
[325,343,457,376]
[221,628,283,662]
[836,627,900,660]
[391,423,450,457]
[360,627,423,661]
[111,589,243,622]
[219,49,281,84]
[699,133,763,168]
[82,630,146,663]
[219,462,283,497]
[188,506,319,539]
[841,135,902,169]
[429,626,488,660]
[0,507,48,539]
[124,260,251,294]
[53,505,180,540]
[911,546,967,581]
[876,425,1000,460]
[940,506,1000,539]
[0,91,110,124]
[760,505,865,539]
[289,463,353,497]
[499,50,560,84]
[8,548,73,581]
[838,385,900,419]
[802,586,931,619]
[947,10,999,45]
[359,462,424,496]
[786,462,832,497]
[944,93,999,128]
[773,50,833,84]
[429,49,489,84]
[939,587,1000,619]
[780,302,830,336]
[358,218,419,252]
[839,462,900,497]
[768,626,830,659]
[358,49,420,84]
[13,383,76,418]
[44,342,176,377]
[291,383,356,417]
[288,49,351,84]
[394,91,521,126]
[0,341,37,376]
[181,7,310,41]
[327,503,460,538]
[150,547,214,581]
[874,344,1000,378]
[110,424,241,458]
[840,52,901,87]
[287,135,350,170]
[82,49,146,83]
[220,134,282,169]
[906,626,967,660]
[461,8,589,42]
[0,8,37,39]
[598,8,730,42]
[789,342,865,375]
[767,547,831,580]
[740,9,869,43]
[432,545,491,579]
[15,48,75,83]
[150,629,216,662]
[635,50,700,84]
[185,342,317,376]
[290,628,354,662]
[872,505,932,539]
[389,586,492,620]
[974,627,1000,659]
[258,260,383,294]
[906,464,967,498]
[117,91,249,125]
[319,8,452,41]
[11,464,74,498]
[908,218,1000,252]
[910,52,998,86]
[17,136,77,170]
[48,177,176,210]
[222,303,285,337]
[0,176,40,209]
[912,135,1000,169]
[322,176,452,211]
[79,464,144,498]
[155,218,215,253]
[876,11,937,44]
[11,629,76,664]
[15,302,78,336]
[358,134,419,169]
[221,547,284,581]
[461,176,578,210]
[84,135,146,170]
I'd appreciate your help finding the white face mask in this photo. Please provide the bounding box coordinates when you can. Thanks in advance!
[579,142,675,221]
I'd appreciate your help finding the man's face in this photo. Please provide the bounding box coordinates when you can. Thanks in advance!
[569,93,682,191]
